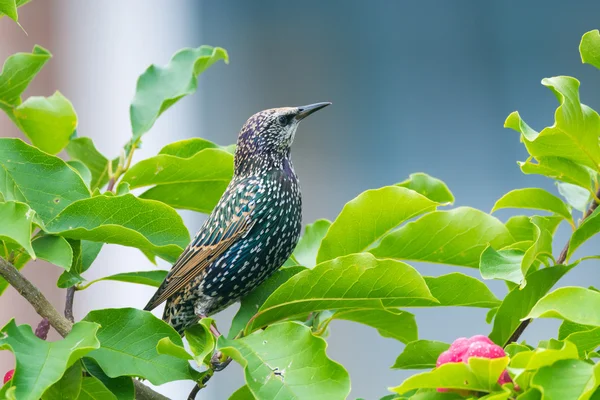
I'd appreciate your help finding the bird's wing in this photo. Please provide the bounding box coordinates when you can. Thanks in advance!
[143,178,263,311]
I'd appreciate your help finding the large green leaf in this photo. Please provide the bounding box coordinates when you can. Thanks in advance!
[82,358,134,400]
[41,362,82,400]
[0,0,17,22]
[559,320,595,340]
[423,273,500,308]
[122,149,233,213]
[159,137,231,157]
[32,235,73,270]
[527,287,600,326]
[77,377,117,400]
[0,139,90,222]
[332,309,418,344]
[0,201,37,257]
[392,340,450,369]
[246,253,436,333]
[80,270,168,290]
[0,45,51,106]
[396,173,455,204]
[531,359,600,400]
[489,265,572,346]
[557,182,591,213]
[317,186,439,263]
[83,308,198,385]
[67,161,92,188]
[292,219,331,268]
[228,266,306,339]
[11,91,77,155]
[66,138,117,190]
[564,327,600,357]
[491,188,572,221]
[504,76,600,171]
[130,46,228,141]
[510,340,578,371]
[370,207,514,268]
[218,322,350,400]
[0,320,100,400]
[518,156,595,191]
[581,30,600,70]
[391,357,508,394]
[229,386,255,400]
[45,194,189,263]
[568,208,600,260]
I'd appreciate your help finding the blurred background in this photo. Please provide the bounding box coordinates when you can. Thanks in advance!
[1,1,600,398]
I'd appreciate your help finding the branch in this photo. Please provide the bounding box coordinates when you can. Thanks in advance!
[506,188,600,345]
[64,287,75,322]
[0,257,169,400]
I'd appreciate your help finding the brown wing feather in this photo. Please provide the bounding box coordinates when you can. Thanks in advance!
[143,210,255,311]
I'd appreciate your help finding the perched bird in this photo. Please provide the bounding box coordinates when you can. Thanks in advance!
[144,102,331,335]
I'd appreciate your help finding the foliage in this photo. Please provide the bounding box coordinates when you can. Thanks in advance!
[0,2,600,399]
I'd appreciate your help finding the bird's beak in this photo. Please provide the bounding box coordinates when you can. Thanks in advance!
[295,102,331,121]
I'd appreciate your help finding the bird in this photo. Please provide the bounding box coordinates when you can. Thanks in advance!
[144,102,331,336]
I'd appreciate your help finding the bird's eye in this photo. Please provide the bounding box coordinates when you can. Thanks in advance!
[278,115,290,125]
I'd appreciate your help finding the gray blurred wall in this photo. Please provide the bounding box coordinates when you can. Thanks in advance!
[1,1,600,399]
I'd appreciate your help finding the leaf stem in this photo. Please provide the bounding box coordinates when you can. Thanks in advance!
[506,186,600,345]
[0,256,168,400]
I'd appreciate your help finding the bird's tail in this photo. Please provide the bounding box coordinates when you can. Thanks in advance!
[161,299,199,336]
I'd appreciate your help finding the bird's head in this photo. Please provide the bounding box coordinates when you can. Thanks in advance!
[234,102,331,175]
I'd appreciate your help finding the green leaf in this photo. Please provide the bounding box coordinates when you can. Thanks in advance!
[491,188,572,221]
[481,216,555,286]
[246,253,436,333]
[159,137,224,157]
[80,270,167,290]
[489,265,573,346]
[218,322,350,400]
[45,194,189,263]
[317,186,439,263]
[504,215,563,243]
[0,45,51,106]
[66,138,117,190]
[392,340,450,369]
[32,235,73,270]
[0,138,90,222]
[510,340,578,370]
[156,337,192,360]
[370,207,514,268]
[130,46,228,141]
[557,182,591,212]
[531,359,600,400]
[391,357,508,394]
[41,362,82,400]
[564,328,600,357]
[186,318,216,365]
[0,0,18,22]
[57,240,103,288]
[77,377,117,400]
[333,309,418,344]
[527,286,600,326]
[67,160,92,188]
[83,308,198,385]
[424,273,500,308]
[0,201,37,258]
[518,156,595,192]
[82,358,134,400]
[292,219,331,268]
[568,208,600,260]
[0,320,100,400]
[396,173,455,204]
[11,91,77,155]
[122,149,233,213]
[229,385,255,400]
[580,30,600,70]
[504,76,600,171]
[559,320,595,340]
[228,266,306,339]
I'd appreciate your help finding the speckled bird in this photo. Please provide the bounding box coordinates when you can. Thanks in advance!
[144,102,331,334]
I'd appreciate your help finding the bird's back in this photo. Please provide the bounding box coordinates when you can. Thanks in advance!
[151,168,302,334]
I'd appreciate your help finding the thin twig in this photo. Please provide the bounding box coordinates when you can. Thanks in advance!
[0,257,169,400]
[64,287,75,323]
[188,384,201,400]
[506,188,600,345]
